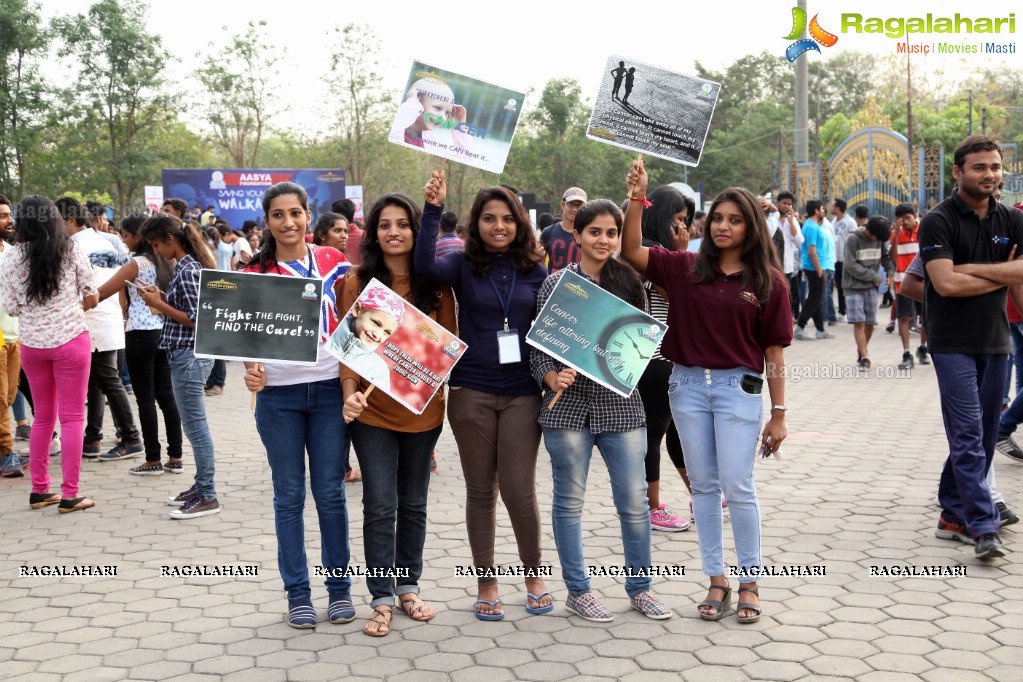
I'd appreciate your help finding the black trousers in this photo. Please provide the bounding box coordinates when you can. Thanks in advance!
[637,359,686,482]
[797,269,825,332]
[125,330,182,461]
[835,261,846,316]
[85,349,140,443]
[788,273,801,319]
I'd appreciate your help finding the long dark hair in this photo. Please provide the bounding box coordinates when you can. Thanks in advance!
[357,193,439,314]
[642,186,694,249]
[312,211,345,246]
[15,195,74,304]
[573,199,645,310]
[254,181,309,272]
[122,215,174,292]
[464,186,542,276]
[692,187,785,303]
[140,215,215,270]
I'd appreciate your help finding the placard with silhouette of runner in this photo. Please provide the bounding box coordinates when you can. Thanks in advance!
[587,54,720,166]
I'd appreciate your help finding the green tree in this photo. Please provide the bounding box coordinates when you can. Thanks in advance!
[52,0,172,215]
[324,23,395,189]
[194,20,282,168]
[0,0,50,198]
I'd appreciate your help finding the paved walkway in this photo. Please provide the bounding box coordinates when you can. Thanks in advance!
[1,325,1021,681]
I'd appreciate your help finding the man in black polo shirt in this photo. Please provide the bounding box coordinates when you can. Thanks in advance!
[921,134,1023,560]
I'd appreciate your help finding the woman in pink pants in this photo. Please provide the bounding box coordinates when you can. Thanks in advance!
[0,195,98,512]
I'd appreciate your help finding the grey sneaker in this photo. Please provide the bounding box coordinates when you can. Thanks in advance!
[815,330,835,339]
[996,437,1023,462]
[15,424,30,441]
[794,326,812,341]
[1,453,24,478]
[170,496,220,519]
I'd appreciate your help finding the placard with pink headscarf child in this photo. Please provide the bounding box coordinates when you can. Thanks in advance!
[328,278,468,414]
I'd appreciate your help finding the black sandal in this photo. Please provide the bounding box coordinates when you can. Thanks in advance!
[698,583,732,621]
[29,492,61,509]
[57,497,96,514]
[737,585,761,624]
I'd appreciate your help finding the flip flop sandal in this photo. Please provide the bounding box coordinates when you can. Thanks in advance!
[698,583,733,621]
[526,592,554,615]
[473,598,504,621]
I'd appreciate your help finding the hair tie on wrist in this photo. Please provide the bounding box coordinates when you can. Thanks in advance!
[629,196,652,208]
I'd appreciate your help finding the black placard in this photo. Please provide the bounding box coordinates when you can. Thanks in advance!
[194,271,322,365]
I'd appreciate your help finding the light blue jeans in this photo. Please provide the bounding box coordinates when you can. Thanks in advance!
[543,425,651,597]
[168,348,216,500]
[668,365,763,579]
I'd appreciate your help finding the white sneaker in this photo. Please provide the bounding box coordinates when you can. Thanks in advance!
[50,436,61,456]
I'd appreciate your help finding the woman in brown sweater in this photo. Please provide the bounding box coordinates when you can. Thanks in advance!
[338,193,456,637]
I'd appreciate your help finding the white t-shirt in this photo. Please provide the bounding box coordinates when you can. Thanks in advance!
[70,228,127,352]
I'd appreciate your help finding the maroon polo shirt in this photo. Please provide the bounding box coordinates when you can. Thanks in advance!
[646,247,792,372]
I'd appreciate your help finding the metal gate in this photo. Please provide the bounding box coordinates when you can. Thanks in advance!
[781,128,943,220]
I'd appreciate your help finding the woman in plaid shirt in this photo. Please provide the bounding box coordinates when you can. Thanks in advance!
[530,198,673,623]
[138,217,221,520]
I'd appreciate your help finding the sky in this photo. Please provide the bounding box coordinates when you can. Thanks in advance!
[38,0,1023,135]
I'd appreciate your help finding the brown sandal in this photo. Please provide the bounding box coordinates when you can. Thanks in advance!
[399,594,435,621]
[363,605,392,637]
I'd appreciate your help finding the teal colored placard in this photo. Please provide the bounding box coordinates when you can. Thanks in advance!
[525,269,667,397]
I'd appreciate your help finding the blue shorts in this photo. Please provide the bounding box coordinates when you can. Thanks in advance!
[845,289,878,325]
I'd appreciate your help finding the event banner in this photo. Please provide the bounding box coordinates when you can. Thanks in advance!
[162,169,346,229]
[327,278,468,415]
[526,269,666,397]
[586,55,720,167]
[388,60,525,174]
[194,271,322,365]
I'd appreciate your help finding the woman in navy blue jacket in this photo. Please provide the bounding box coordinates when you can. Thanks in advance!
[414,171,550,621]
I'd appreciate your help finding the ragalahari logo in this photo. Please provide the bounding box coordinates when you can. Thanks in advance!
[784,6,838,61]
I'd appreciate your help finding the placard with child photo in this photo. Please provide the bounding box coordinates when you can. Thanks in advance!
[327,278,468,414]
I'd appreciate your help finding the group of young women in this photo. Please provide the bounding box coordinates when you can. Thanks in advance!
[0,156,790,634]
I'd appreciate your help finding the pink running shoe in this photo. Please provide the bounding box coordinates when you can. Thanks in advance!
[650,504,691,532]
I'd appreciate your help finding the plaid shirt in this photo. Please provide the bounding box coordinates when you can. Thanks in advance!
[529,265,646,434]
[159,254,202,351]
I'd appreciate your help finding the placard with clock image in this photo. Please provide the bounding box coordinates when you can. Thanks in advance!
[525,269,666,397]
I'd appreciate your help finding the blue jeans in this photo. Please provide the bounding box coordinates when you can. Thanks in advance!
[932,353,1002,537]
[256,379,351,599]
[543,426,651,597]
[350,422,441,608]
[668,365,763,579]
[167,348,215,500]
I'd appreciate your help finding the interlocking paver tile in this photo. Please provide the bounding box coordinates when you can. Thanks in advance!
[0,346,1019,681]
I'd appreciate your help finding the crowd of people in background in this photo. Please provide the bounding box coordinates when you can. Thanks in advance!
[0,133,1018,633]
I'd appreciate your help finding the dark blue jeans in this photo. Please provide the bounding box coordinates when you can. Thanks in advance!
[350,421,441,608]
[256,379,351,600]
[932,353,1004,537]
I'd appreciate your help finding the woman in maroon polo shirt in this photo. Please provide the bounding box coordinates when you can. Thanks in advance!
[620,159,792,624]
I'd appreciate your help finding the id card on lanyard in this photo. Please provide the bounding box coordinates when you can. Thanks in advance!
[490,270,520,364]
